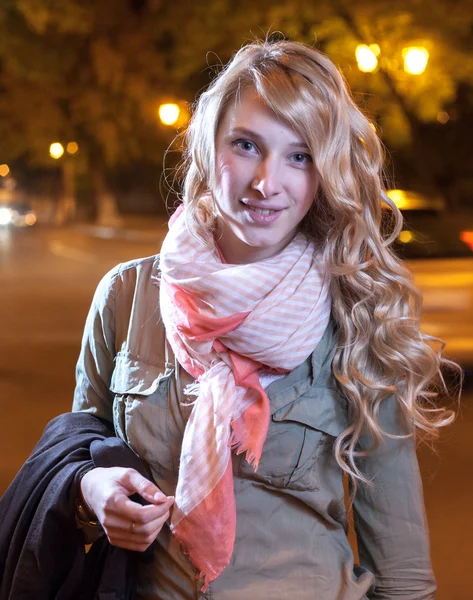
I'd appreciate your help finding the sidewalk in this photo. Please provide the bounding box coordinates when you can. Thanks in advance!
[74,214,169,243]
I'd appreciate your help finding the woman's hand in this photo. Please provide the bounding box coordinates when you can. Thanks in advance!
[80,466,174,552]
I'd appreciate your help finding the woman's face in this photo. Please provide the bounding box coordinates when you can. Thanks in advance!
[213,88,317,264]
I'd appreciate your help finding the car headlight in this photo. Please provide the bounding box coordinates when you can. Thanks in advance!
[0,207,12,225]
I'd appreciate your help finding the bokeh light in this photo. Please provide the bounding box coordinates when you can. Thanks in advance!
[158,103,180,126]
[386,189,409,210]
[403,47,429,75]
[398,230,414,244]
[0,164,10,177]
[460,231,473,251]
[369,44,381,57]
[0,208,12,225]
[49,142,65,159]
[355,45,378,73]
[66,141,79,155]
[25,213,37,226]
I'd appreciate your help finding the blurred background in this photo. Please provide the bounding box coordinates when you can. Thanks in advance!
[0,1,472,598]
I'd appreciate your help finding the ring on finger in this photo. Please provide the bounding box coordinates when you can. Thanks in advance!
[130,521,136,535]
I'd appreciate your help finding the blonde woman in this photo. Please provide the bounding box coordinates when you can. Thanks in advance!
[0,40,458,600]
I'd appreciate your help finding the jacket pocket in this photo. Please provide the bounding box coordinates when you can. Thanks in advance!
[110,352,174,397]
[109,352,175,472]
[238,385,348,491]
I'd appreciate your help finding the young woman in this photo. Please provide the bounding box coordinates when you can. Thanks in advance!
[2,40,458,600]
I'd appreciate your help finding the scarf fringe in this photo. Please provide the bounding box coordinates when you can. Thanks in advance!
[199,571,211,593]
[174,527,222,593]
[229,429,259,470]
[183,382,201,397]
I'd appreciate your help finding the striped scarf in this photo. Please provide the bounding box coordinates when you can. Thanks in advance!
[159,206,331,589]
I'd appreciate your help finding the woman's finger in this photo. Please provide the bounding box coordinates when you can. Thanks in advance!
[108,494,173,525]
[120,468,169,504]
[106,510,171,551]
[101,500,172,544]
[128,510,171,537]
[81,467,171,520]
[105,507,171,537]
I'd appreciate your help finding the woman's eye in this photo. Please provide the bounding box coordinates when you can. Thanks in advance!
[233,139,256,153]
[291,153,312,165]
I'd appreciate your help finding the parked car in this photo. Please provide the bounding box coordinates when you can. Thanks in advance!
[386,190,473,368]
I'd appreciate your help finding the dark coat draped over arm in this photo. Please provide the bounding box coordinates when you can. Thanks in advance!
[0,411,151,600]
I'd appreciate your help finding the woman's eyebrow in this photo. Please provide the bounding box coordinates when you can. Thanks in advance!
[229,127,310,150]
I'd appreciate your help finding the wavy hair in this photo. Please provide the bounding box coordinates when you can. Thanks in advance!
[178,39,460,486]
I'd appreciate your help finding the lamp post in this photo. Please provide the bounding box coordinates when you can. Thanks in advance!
[50,141,78,224]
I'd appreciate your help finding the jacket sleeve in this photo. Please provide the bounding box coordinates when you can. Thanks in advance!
[353,396,436,600]
[72,266,121,421]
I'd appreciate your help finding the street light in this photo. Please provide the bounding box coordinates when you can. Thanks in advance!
[355,44,380,73]
[437,111,449,124]
[402,47,429,75]
[66,141,79,155]
[398,230,414,244]
[158,103,180,126]
[49,142,76,223]
[355,44,429,76]
[49,142,65,159]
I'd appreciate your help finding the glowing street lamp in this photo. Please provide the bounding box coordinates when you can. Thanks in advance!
[67,141,79,155]
[437,111,449,124]
[158,103,180,126]
[50,142,65,159]
[49,142,77,223]
[402,47,429,75]
[355,44,380,73]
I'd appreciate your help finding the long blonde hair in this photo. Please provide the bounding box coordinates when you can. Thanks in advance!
[178,39,460,484]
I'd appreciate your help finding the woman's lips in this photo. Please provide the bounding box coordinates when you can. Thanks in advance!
[243,203,285,224]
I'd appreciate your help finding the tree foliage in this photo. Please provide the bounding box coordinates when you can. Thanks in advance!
[155,0,473,147]
[0,0,472,211]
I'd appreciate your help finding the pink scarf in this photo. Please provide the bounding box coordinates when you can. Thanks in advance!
[159,206,331,589]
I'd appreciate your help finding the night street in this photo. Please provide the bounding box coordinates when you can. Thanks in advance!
[0,223,166,487]
[0,225,471,599]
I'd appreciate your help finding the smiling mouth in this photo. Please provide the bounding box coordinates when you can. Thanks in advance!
[242,201,284,215]
[249,206,278,215]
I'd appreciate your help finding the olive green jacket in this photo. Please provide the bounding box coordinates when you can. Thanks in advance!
[73,255,436,600]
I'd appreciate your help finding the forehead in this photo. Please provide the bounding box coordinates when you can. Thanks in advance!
[218,88,305,145]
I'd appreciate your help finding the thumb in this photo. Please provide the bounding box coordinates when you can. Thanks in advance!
[121,468,169,503]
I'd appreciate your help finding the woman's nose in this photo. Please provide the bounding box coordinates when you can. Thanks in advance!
[251,158,283,198]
